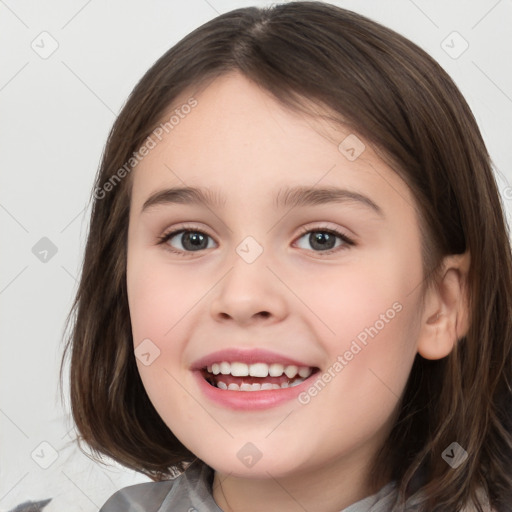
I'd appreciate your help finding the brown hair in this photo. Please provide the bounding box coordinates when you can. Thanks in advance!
[60,2,512,510]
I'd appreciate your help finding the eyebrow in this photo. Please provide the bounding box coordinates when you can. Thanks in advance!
[141,185,383,217]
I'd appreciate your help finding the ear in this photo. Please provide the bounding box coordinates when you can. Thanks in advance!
[416,251,471,360]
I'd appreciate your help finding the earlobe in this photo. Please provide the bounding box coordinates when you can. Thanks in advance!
[417,251,471,360]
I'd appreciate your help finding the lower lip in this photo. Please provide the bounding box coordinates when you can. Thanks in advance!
[192,371,314,410]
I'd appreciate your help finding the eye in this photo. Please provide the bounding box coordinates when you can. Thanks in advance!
[294,225,355,255]
[157,226,216,256]
[157,224,355,257]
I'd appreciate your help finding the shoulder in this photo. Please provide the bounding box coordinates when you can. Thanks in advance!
[391,481,496,512]
[99,460,221,512]
[99,480,175,512]
[461,486,495,512]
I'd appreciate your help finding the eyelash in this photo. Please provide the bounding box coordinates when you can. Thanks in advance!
[157,224,355,257]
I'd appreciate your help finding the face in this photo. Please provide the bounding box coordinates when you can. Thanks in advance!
[126,72,426,482]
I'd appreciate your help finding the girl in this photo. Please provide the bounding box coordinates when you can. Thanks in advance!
[60,2,512,511]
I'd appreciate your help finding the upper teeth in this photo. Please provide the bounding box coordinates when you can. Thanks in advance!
[206,362,313,379]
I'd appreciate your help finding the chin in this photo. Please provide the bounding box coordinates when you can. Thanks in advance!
[198,444,312,479]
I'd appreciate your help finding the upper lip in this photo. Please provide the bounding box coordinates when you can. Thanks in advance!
[190,348,316,370]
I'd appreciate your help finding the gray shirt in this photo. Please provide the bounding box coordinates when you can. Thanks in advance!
[99,459,410,512]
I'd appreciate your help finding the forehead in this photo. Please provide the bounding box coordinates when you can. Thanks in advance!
[129,72,415,216]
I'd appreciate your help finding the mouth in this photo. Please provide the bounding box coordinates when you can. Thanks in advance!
[191,349,321,409]
[201,361,320,391]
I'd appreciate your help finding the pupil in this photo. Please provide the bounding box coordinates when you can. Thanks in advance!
[311,232,335,250]
[183,232,206,251]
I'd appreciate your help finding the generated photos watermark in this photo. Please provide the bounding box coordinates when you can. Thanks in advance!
[298,301,403,405]
[94,97,198,200]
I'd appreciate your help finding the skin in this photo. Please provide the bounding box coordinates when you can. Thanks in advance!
[126,72,470,512]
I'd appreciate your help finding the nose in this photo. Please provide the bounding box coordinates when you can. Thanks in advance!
[209,251,288,326]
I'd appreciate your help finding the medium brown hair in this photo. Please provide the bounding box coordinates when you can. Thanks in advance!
[60,2,512,510]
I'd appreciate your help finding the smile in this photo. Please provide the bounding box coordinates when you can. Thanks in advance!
[191,348,320,409]
[203,362,316,391]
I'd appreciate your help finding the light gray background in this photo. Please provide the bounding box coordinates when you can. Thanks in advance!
[1,0,511,510]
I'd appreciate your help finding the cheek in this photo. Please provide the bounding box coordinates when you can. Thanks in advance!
[299,249,418,344]
[299,247,422,397]
[127,252,202,346]
[127,251,200,429]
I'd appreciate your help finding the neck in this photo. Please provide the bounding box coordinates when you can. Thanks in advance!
[212,449,391,512]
